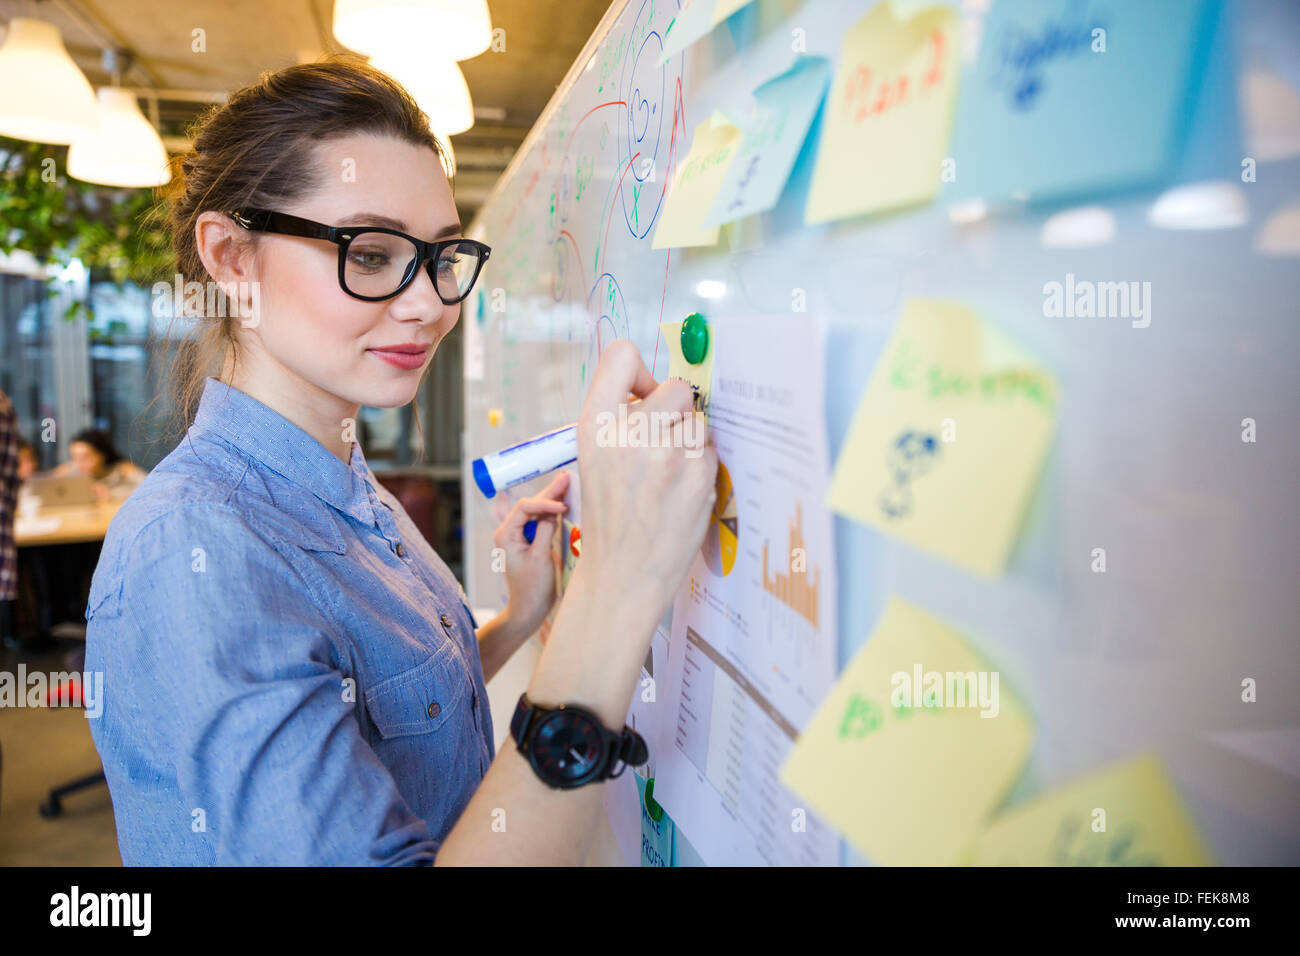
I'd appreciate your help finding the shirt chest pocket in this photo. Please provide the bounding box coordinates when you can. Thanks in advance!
[364,642,471,740]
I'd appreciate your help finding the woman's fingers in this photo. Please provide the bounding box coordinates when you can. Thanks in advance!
[495,501,565,543]
[637,377,697,419]
[493,472,571,547]
[522,513,560,546]
[534,471,569,500]
[584,340,659,412]
[516,499,568,518]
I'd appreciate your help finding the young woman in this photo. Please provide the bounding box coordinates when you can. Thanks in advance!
[53,428,147,501]
[84,55,717,865]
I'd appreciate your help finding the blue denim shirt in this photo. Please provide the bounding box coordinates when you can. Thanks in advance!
[84,377,494,865]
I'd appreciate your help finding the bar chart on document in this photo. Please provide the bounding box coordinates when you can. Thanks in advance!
[655,315,839,866]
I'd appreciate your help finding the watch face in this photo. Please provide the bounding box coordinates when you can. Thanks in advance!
[530,710,604,786]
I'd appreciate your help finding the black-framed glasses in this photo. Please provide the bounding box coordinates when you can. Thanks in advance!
[228,207,491,303]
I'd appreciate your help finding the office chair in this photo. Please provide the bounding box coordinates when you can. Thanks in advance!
[39,640,107,819]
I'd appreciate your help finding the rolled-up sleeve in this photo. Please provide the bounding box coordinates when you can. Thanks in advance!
[114,502,441,865]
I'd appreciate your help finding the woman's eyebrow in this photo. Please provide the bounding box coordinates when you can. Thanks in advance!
[339,212,462,238]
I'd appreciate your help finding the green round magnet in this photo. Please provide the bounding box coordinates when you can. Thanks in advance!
[680,312,709,365]
[644,777,665,822]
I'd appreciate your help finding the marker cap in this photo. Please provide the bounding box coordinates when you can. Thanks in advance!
[472,457,496,498]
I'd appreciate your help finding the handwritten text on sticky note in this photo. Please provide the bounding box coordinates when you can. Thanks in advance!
[779,596,1033,865]
[704,55,830,227]
[826,299,1057,577]
[969,754,1214,866]
[805,1,961,224]
[652,111,743,249]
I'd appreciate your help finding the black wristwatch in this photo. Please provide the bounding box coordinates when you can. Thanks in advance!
[510,693,648,789]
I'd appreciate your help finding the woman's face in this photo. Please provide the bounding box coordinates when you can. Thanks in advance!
[69,441,104,478]
[18,447,37,482]
[232,133,464,411]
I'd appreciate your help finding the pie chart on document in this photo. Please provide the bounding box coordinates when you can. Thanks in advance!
[702,461,738,578]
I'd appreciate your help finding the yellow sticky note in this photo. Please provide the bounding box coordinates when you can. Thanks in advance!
[780,597,1033,865]
[659,318,716,416]
[805,1,961,224]
[969,755,1214,865]
[652,111,743,249]
[826,299,1057,577]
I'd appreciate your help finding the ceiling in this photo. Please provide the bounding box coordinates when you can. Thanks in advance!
[0,0,613,220]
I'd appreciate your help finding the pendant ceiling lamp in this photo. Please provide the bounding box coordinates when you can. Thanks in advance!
[333,0,492,61]
[68,87,171,188]
[0,17,99,144]
[368,51,474,136]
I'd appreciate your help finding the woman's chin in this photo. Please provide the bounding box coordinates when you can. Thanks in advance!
[359,378,423,409]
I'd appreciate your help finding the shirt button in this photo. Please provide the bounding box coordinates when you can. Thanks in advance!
[395,542,405,557]
[440,614,452,629]
[427,701,441,719]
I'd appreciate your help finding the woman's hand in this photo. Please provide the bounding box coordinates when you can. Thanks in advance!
[524,341,718,727]
[573,340,718,630]
[493,471,570,641]
[92,481,111,503]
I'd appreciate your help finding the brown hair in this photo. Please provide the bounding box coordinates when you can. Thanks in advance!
[154,52,449,451]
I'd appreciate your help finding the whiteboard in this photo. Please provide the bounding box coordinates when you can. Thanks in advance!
[462,0,1300,864]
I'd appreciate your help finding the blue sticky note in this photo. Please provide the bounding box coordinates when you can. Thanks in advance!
[636,775,673,867]
[948,0,1218,204]
[523,519,537,544]
[704,55,831,227]
[1164,0,1239,186]
[725,0,759,51]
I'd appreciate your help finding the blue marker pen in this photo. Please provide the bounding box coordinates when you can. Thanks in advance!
[473,397,651,500]
[472,423,578,500]
[476,317,711,502]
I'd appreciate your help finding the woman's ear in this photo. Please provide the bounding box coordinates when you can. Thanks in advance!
[194,211,257,315]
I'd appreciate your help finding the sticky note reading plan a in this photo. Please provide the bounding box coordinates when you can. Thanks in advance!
[779,597,1033,866]
[652,111,743,249]
[969,754,1214,866]
[826,299,1057,577]
[805,1,961,225]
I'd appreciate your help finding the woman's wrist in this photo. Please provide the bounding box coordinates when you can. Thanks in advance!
[525,564,661,729]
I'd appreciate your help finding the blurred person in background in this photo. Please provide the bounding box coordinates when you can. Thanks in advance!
[53,428,147,502]
[17,435,38,483]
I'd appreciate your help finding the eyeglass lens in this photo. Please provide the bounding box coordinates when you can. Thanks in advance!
[343,233,483,300]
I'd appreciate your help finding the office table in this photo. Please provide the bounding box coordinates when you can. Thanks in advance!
[15,502,122,548]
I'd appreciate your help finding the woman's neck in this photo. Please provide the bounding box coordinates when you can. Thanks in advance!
[226,357,360,465]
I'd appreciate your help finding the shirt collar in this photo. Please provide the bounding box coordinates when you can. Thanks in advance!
[192,377,379,527]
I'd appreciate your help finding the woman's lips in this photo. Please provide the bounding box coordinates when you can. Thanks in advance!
[366,347,428,370]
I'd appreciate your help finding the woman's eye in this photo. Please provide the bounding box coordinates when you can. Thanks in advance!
[437,256,460,273]
[349,249,390,270]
